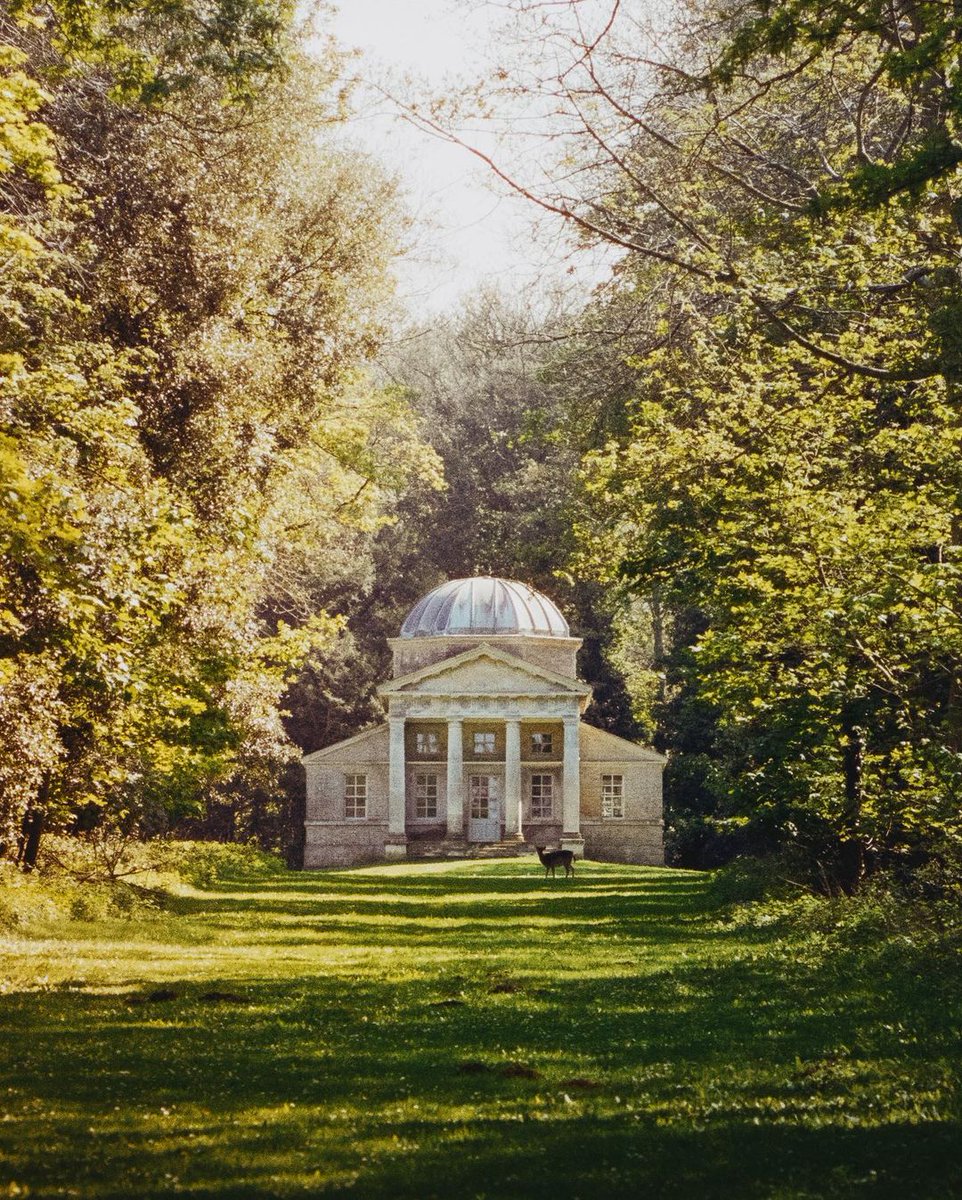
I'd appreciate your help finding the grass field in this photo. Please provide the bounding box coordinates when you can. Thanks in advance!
[1,857,960,1199]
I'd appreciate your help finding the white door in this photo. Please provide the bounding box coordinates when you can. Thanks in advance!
[468,775,501,842]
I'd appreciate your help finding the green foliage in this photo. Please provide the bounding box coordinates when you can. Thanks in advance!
[715,0,962,208]
[161,839,284,887]
[0,0,436,858]
[469,0,962,888]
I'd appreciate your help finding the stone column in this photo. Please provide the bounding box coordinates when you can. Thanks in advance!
[561,714,583,852]
[504,719,523,839]
[445,718,464,840]
[386,714,407,859]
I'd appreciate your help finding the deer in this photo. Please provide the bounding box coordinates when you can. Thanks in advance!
[535,846,575,879]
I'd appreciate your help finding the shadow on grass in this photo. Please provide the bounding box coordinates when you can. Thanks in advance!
[159,863,718,952]
[2,862,960,1198]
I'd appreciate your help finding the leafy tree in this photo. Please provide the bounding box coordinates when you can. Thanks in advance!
[1,0,438,865]
[440,0,962,888]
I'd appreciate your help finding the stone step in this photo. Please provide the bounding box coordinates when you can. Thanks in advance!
[407,839,533,860]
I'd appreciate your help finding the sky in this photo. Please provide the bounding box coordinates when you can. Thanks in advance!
[326,0,616,316]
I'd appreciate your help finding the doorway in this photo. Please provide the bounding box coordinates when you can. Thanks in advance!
[467,774,500,842]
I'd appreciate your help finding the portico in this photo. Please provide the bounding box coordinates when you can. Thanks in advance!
[379,643,590,855]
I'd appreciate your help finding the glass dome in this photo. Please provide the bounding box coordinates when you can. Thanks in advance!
[400,577,570,639]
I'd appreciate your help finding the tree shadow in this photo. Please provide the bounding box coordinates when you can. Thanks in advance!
[1,861,959,1198]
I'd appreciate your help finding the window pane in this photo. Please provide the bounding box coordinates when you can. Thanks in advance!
[469,775,490,819]
[473,731,495,755]
[601,774,624,819]
[530,732,553,755]
[345,773,367,819]
[415,772,439,818]
[530,773,553,818]
[416,731,439,754]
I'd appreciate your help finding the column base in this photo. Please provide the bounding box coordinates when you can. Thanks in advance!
[561,835,585,857]
[384,838,408,861]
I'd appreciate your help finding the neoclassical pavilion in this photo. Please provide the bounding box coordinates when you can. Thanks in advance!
[303,577,664,867]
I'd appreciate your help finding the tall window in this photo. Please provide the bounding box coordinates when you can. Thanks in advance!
[345,774,367,819]
[415,731,439,754]
[473,731,496,756]
[414,773,439,819]
[530,731,553,756]
[469,775,491,819]
[530,774,554,819]
[602,774,624,819]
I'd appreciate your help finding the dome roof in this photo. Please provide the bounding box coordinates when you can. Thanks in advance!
[400,577,570,639]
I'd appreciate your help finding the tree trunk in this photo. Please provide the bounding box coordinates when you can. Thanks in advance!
[20,808,45,872]
[17,772,50,872]
[839,713,865,895]
[651,587,667,705]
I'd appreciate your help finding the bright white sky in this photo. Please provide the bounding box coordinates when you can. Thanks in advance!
[326,0,618,316]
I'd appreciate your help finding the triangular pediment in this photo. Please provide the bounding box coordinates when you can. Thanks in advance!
[378,643,591,698]
[580,722,667,763]
[301,723,388,763]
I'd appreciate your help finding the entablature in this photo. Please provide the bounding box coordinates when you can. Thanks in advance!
[386,693,586,720]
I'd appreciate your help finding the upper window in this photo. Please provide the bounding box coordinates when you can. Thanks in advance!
[602,774,624,819]
[530,774,554,819]
[415,731,439,755]
[345,774,367,820]
[530,731,553,756]
[473,731,496,756]
[414,773,439,819]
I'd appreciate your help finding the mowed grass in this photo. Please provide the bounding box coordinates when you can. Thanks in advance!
[1,858,960,1199]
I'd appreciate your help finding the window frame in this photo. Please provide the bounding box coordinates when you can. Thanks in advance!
[344,773,368,820]
[601,773,625,820]
[530,731,554,757]
[415,730,439,755]
[414,771,440,819]
[469,774,492,819]
[473,730,496,757]
[530,773,554,819]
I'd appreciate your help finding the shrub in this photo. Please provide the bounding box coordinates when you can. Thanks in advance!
[161,841,284,888]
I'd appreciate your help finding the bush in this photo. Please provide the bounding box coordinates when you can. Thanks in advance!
[0,838,286,931]
[160,841,284,888]
[706,855,800,906]
[0,858,163,931]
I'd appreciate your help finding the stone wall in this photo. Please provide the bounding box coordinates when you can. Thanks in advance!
[580,821,664,865]
[304,821,389,868]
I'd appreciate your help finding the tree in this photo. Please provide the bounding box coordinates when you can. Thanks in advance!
[425,0,962,887]
[1,0,439,864]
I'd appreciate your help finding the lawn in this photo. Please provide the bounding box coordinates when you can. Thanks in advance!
[1,857,959,1199]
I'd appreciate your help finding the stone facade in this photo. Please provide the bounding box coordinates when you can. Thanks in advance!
[303,583,666,869]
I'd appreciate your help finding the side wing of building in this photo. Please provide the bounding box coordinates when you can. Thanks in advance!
[578,724,665,866]
[303,724,389,867]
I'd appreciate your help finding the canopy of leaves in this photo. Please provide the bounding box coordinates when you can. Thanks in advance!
[0,0,439,860]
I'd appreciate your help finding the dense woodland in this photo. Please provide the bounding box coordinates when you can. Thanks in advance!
[2,0,961,898]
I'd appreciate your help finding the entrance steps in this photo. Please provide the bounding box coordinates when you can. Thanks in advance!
[406,838,532,861]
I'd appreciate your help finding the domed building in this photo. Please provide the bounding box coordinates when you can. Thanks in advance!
[302,577,664,868]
